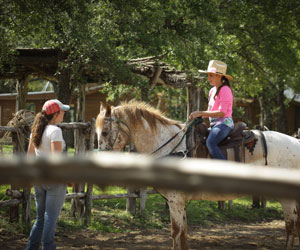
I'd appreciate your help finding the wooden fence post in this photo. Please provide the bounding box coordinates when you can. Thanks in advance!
[139,188,147,215]
[126,187,136,215]
[228,200,233,210]
[84,183,93,225]
[22,187,31,229]
[218,201,226,210]
[84,118,96,225]
[72,84,87,219]
[9,131,22,222]
[72,127,86,219]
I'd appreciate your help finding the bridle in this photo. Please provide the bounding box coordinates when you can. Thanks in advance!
[101,112,133,151]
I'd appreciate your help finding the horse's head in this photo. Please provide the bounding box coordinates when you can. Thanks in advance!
[96,100,184,154]
[95,103,130,151]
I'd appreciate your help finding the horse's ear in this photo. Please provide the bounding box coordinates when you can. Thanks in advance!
[100,102,105,112]
[99,102,111,117]
[105,104,111,117]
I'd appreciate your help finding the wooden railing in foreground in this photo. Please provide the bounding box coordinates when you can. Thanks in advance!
[1,152,300,199]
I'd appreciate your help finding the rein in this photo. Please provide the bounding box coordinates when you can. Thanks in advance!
[151,118,201,156]
[151,130,181,155]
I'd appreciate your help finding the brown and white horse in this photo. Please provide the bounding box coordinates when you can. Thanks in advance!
[96,100,300,250]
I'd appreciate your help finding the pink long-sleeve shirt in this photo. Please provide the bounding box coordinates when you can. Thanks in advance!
[208,86,234,128]
[208,86,233,117]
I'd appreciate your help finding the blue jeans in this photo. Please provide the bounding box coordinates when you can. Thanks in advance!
[206,124,233,160]
[27,184,66,250]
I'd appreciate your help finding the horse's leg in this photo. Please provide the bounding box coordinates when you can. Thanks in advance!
[167,191,189,250]
[280,199,300,250]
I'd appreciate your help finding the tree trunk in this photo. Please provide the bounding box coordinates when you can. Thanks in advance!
[186,86,206,120]
[52,69,74,148]
[72,83,86,219]
[258,96,272,130]
[15,75,29,111]
[75,83,86,154]
[274,89,288,134]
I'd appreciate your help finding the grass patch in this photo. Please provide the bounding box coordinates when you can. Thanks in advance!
[186,197,283,226]
[0,144,14,155]
[0,186,284,236]
[0,144,286,237]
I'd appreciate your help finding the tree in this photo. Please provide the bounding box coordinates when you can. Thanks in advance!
[215,0,300,132]
[1,0,300,131]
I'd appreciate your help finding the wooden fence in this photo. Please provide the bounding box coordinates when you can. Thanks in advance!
[1,187,158,225]
[2,152,300,225]
[1,123,300,226]
[0,120,99,224]
[0,125,29,223]
[2,152,300,198]
[0,120,149,225]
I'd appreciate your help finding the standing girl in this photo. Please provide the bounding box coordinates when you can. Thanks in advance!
[189,60,234,160]
[26,99,70,250]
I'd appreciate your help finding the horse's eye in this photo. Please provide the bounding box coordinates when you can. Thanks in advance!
[101,131,108,137]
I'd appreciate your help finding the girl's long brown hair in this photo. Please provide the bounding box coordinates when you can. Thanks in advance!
[214,76,232,100]
[31,111,55,148]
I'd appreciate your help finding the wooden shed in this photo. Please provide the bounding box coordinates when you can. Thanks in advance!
[0,84,106,127]
[0,85,299,135]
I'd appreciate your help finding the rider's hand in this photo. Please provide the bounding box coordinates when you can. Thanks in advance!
[189,111,203,120]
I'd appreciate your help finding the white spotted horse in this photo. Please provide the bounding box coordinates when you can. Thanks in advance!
[96,100,300,250]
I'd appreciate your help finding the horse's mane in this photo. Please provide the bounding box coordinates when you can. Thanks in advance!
[114,100,182,131]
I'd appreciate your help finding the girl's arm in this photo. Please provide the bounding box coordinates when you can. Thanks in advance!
[51,141,63,153]
[189,110,225,119]
[27,138,36,156]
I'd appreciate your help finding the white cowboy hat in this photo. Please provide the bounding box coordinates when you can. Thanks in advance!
[198,60,233,81]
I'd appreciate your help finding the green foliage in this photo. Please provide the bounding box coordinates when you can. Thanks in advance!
[0,79,16,93]
[27,79,52,92]
[1,0,300,131]
[100,80,144,103]
[151,85,187,121]
[0,144,13,155]
[217,1,300,100]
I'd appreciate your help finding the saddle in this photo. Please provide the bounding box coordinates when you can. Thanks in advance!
[186,119,256,162]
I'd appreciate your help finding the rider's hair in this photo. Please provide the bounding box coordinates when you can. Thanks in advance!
[31,111,57,148]
[214,76,232,100]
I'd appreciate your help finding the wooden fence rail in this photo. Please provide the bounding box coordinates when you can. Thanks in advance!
[1,152,300,199]
[0,189,158,208]
[0,126,18,132]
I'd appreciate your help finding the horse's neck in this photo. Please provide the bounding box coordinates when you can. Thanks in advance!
[132,122,185,157]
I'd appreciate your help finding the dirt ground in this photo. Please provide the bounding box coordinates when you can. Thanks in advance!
[0,220,289,250]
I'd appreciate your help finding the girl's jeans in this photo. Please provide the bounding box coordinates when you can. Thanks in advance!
[206,123,233,160]
[26,184,66,250]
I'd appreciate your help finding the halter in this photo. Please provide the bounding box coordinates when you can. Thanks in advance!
[102,113,134,151]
